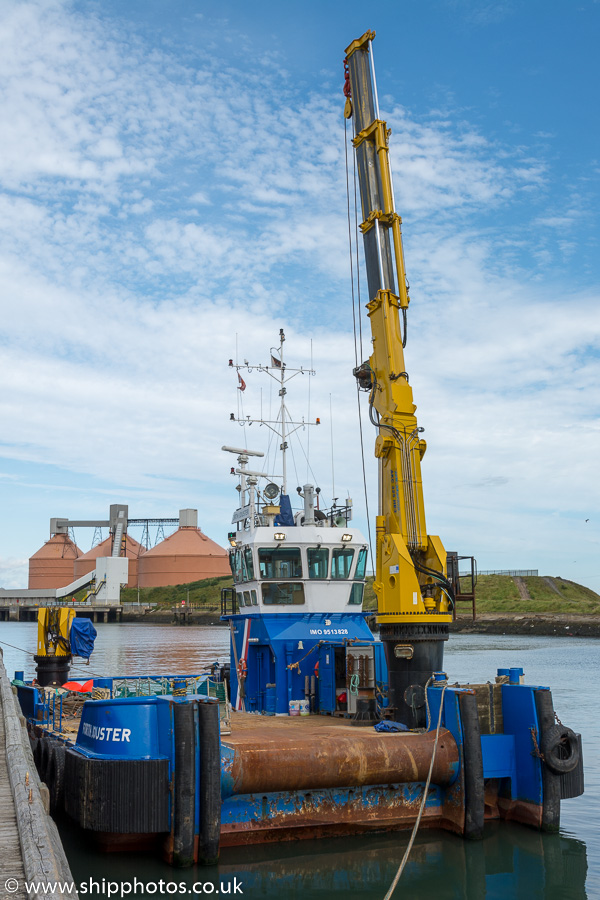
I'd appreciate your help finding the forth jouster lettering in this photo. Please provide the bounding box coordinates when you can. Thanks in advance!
[82,723,132,742]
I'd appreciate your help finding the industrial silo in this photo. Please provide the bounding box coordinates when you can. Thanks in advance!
[137,509,229,588]
[28,533,81,589]
[73,535,146,588]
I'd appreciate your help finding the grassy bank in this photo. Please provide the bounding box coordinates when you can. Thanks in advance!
[473,574,600,615]
[120,573,599,618]
[121,576,232,609]
[363,573,600,615]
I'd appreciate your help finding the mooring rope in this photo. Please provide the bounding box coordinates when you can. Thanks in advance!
[383,681,448,900]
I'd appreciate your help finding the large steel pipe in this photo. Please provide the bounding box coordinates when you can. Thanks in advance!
[227,727,458,795]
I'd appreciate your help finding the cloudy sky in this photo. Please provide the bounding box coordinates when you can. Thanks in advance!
[1,0,599,591]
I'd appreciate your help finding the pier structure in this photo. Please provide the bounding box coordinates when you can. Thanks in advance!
[0,591,124,623]
[0,648,77,900]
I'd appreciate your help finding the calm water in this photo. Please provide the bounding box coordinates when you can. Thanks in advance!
[1,623,597,899]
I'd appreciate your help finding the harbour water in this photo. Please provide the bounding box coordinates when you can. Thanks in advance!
[1,623,597,898]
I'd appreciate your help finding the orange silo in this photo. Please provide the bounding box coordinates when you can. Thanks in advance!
[137,527,229,588]
[28,533,82,589]
[73,535,145,588]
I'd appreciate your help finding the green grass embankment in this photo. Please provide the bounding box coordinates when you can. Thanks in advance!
[362,574,600,616]
[474,575,600,615]
[119,573,600,618]
[120,576,232,609]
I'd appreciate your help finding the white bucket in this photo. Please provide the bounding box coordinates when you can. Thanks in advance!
[288,700,300,716]
[299,699,310,717]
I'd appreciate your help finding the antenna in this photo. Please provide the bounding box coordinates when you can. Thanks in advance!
[222,446,264,457]
[330,393,336,500]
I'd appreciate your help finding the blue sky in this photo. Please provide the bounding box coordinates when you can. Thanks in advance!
[1,0,599,590]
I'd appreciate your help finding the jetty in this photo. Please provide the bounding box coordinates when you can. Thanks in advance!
[0,649,78,900]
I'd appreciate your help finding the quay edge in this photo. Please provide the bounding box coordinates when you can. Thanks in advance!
[0,648,78,900]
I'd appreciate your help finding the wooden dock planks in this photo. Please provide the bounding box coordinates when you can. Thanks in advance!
[0,697,28,900]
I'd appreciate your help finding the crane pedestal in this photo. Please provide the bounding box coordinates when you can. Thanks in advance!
[34,654,71,687]
[380,624,449,728]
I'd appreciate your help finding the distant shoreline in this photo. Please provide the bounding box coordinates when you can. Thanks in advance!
[119,607,600,637]
[450,612,600,638]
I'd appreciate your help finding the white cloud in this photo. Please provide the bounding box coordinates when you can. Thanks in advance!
[0,0,598,593]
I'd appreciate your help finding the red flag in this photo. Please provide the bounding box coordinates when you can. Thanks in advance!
[238,373,246,391]
[271,354,282,368]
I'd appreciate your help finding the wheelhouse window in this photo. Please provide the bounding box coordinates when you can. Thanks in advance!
[258,547,303,579]
[331,548,355,579]
[236,591,244,608]
[307,547,329,579]
[348,583,364,605]
[243,591,251,607]
[244,548,255,581]
[262,583,305,605]
[251,589,258,606]
[231,551,243,583]
[355,547,368,580]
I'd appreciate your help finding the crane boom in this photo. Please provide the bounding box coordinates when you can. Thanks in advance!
[345,31,453,726]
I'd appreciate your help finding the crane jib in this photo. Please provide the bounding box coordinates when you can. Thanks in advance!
[345,30,457,728]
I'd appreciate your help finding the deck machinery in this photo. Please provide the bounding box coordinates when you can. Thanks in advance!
[345,31,463,727]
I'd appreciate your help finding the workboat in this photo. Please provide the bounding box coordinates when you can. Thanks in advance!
[14,29,584,868]
[220,326,384,723]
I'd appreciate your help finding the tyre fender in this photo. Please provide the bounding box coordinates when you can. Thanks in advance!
[541,724,580,775]
[47,743,66,814]
[39,737,52,783]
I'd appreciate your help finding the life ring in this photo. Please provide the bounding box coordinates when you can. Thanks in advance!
[541,723,580,775]
[237,659,247,680]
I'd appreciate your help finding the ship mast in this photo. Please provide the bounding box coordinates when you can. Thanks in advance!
[229,328,317,500]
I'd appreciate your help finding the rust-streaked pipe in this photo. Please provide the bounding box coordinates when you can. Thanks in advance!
[225,728,458,795]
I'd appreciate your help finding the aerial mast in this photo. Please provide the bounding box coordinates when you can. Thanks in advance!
[229,329,318,523]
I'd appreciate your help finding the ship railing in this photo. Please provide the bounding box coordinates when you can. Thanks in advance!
[37,687,64,732]
[111,675,210,699]
[221,587,237,616]
[110,674,231,731]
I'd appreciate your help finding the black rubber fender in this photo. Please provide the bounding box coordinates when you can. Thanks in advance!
[534,689,560,832]
[541,724,580,775]
[33,735,44,777]
[172,701,196,867]
[39,737,52,783]
[46,743,66,814]
[458,691,484,841]
[197,699,221,865]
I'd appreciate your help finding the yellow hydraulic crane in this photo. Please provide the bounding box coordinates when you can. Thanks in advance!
[345,31,460,726]
[35,607,75,686]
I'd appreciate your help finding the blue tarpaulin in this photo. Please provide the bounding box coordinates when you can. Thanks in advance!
[274,494,295,526]
[374,720,409,733]
[70,618,97,659]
